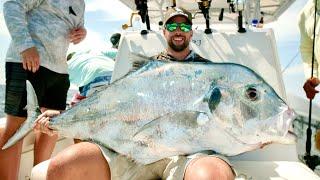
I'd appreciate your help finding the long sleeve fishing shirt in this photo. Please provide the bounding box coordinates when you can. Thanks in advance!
[3,0,85,74]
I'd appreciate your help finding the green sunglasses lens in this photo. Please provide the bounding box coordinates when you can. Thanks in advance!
[166,23,191,32]
[180,23,191,32]
[166,23,178,32]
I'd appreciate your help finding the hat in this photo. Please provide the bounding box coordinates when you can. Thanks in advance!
[163,7,192,25]
[110,33,121,48]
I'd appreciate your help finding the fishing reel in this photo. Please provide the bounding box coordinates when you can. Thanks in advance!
[122,0,150,34]
[122,12,140,30]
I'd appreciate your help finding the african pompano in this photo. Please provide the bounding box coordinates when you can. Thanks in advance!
[3,60,296,164]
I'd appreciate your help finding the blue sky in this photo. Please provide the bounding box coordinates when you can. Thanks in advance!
[0,0,313,101]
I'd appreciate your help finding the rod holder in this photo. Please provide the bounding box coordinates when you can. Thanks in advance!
[197,0,212,34]
[237,11,246,33]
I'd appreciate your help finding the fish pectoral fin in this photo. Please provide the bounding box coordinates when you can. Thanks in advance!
[131,111,210,164]
[133,111,208,140]
[132,111,206,164]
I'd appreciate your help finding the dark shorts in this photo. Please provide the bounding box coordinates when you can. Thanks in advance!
[5,62,70,117]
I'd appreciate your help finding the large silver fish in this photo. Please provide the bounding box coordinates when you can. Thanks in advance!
[3,60,296,164]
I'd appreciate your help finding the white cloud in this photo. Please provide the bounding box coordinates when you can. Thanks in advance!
[68,28,111,54]
[85,0,131,21]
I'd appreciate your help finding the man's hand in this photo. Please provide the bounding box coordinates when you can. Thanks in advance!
[21,47,40,73]
[69,27,87,44]
[303,77,320,99]
[33,110,60,136]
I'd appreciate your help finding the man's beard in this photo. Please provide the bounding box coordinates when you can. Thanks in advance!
[168,37,189,52]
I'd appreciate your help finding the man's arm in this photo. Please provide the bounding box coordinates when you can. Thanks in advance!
[3,0,44,54]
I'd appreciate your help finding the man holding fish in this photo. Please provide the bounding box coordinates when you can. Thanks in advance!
[32,7,236,180]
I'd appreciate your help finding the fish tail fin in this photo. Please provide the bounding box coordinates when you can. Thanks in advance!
[2,80,40,149]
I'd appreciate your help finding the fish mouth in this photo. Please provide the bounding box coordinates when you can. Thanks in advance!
[259,106,295,137]
[261,107,297,144]
[225,106,296,148]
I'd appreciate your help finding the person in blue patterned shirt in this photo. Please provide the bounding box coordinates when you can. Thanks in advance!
[0,0,86,179]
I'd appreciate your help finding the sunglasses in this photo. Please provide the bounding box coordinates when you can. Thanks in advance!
[165,22,192,32]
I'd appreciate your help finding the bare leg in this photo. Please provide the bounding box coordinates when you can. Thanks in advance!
[0,115,25,180]
[0,126,3,137]
[33,132,58,166]
[47,142,111,180]
[184,156,235,180]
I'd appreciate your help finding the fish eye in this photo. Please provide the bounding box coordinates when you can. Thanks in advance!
[246,87,259,101]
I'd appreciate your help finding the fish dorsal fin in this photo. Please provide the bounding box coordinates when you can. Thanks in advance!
[91,52,171,97]
[129,53,152,72]
[86,54,166,96]
[127,53,167,76]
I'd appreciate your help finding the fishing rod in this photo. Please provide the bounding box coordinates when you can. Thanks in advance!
[304,0,320,171]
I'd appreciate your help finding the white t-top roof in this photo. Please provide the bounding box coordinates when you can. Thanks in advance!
[118,0,295,25]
